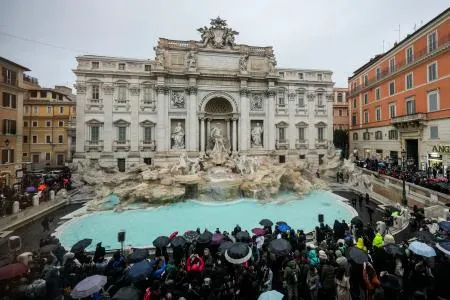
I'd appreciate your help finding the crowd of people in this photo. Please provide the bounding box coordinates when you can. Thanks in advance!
[1,211,450,300]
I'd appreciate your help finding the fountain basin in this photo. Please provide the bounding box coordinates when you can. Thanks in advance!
[54,190,356,251]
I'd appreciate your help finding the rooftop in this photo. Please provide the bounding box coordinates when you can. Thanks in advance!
[0,56,30,71]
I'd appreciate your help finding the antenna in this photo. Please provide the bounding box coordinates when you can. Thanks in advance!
[382,40,385,52]
[394,24,401,42]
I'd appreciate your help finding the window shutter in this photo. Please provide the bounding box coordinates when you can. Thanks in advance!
[1,149,7,164]
[10,149,14,163]
[2,120,6,134]
[11,120,16,134]
[11,94,16,108]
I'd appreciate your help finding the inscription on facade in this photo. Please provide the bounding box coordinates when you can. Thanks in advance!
[432,145,450,154]
[197,53,239,69]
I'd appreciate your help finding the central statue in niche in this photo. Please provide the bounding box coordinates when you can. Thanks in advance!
[209,123,229,165]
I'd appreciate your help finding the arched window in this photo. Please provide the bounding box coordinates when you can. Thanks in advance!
[353,132,358,141]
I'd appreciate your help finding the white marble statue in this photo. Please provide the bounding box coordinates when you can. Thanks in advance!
[267,54,277,73]
[251,123,263,146]
[172,122,185,149]
[210,125,227,153]
[186,51,196,69]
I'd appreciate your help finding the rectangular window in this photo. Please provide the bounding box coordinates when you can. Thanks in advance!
[278,128,286,141]
[24,121,28,127]
[40,91,47,98]
[297,95,304,107]
[59,106,64,113]
[32,136,37,143]
[389,103,396,118]
[406,97,415,115]
[47,106,52,113]
[57,154,64,165]
[406,73,413,90]
[2,120,16,134]
[32,154,39,163]
[298,73,303,79]
[406,47,414,64]
[298,127,305,141]
[317,93,323,106]
[428,31,437,53]
[279,72,284,78]
[118,86,126,100]
[46,136,51,144]
[1,149,14,164]
[58,135,64,143]
[91,126,99,141]
[52,92,57,99]
[144,65,151,71]
[24,106,29,114]
[317,74,322,81]
[375,107,381,121]
[23,136,28,143]
[92,61,99,69]
[427,90,439,112]
[353,99,356,108]
[428,62,437,82]
[375,131,383,140]
[352,115,357,126]
[2,67,17,85]
[388,130,398,140]
[389,58,395,73]
[118,63,126,70]
[338,109,343,116]
[2,92,17,108]
[363,110,369,124]
[363,74,368,86]
[430,126,438,139]
[278,97,285,105]
[363,93,368,105]
[144,127,152,142]
[375,87,381,100]
[143,87,152,102]
[317,127,324,141]
[45,153,51,161]
[30,91,37,98]
[118,127,126,142]
[92,85,100,100]
[32,121,38,127]
[58,121,64,127]
[33,106,38,113]
[389,81,395,95]
[46,121,51,127]
[363,132,370,140]
[376,67,381,80]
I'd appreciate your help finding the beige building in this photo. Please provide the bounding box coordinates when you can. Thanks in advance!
[0,57,34,188]
[332,88,349,130]
[23,86,76,169]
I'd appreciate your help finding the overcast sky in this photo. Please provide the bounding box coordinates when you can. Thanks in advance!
[0,0,448,89]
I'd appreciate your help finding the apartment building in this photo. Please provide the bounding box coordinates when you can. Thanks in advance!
[333,87,349,130]
[23,87,76,169]
[348,8,450,174]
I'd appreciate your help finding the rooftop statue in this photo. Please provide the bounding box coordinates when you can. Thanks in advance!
[197,17,239,49]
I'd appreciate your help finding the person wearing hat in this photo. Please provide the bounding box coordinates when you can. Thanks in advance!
[335,250,348,270]
[93,242,106,263]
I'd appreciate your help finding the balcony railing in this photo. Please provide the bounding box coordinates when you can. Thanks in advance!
[276,104,288,114]
[88,98,102,105]
[84,140,104,152]
[113,140,130,151]
[275,139,289,150]
[295,139,308,149]
[391,112,427,124]
[140,99,156,111]
[349,33,450,97]
[315,139,327,149]
[139,139,156,151]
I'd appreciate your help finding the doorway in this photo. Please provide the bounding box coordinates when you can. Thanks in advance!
[279,155,285,163]
[117,158,126,172]
[406,139,418,169]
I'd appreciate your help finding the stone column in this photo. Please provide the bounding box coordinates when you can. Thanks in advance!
[227,119,231,142]
[232,117,238,152]
[130,85,140,152]
[267,89,276,150]
[156,86,167,151]
[74,82,86,154]
[239,88,250,152]
[200,116,205,153]
[288,91,296,150]
[102,82,114,153]
[206,118,211,150]
[187,86,198,152]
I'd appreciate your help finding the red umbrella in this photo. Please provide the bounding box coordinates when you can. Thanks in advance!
[38,184,47,191]
[169,231,178,240]
[251,228,266,236]
[0,263,28,280]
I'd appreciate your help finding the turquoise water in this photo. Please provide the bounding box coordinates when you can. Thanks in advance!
[56,190,356,251]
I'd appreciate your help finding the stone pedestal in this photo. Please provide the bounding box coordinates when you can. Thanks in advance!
[50,190,55,201]
[12,201,19,214]
[32,195,39,207]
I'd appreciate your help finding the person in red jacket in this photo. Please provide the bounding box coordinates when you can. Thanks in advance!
[186,254,205,273]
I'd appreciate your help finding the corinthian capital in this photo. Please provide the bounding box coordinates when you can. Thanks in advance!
[240,87,250,96]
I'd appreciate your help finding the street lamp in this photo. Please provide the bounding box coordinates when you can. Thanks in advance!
[401,149,407,206]
[4,139,9,147]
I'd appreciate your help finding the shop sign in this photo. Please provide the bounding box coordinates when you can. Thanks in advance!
[432,145,450,154]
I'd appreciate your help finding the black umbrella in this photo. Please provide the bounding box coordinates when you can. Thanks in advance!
[153,236,170,248]
[383,244,404,257]
[183,231,199,243]
[219,241,234,255]
[351,216,364,228]
[269,239,292,256]
[71,238,92,253]
[40,244,58,253]
[413,231,435,244]
[225,242,252,264]
[380,274,402,291]
[259,219,273,227]
[235,231,251,243]
[112,286,142,300]
[197,231,212,244]
[348,247,368,264]
[127,248,149,263]
[171,236,187,248]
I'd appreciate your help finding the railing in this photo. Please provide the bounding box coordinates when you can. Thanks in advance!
[276,104,288,113]
[113,140,130,151]
[391,112,427,124]
[84,140,104,152]
[87,99,102,105]
[1,76,18,86]
[275,139,289,150]
[23,74,38,84]
[295,139,308,149]
[115,99,128,104]
[349,34,450,97]
[139,139,156,151]
[315,139,327,149]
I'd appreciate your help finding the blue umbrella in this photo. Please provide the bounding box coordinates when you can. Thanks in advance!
[438,221,450,232]
[277,223,291,233]
[258,290,284,300]
[408,241,436,257]
[26,186,36,193]
[127,260,153,282]
[436,241,450,255]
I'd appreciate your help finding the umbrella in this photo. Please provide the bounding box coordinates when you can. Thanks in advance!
[277,223,291,233]
[436,241,450,255]
[169,231,178,240]
[219,241,234,254]
[269,238,292,256]
[383,244,404,257]
[71,238,92,253]
[127,249,149,263]
[38,184,47,191]
[183,231,199,242]
[236,231,251,242]
[276,221,287,226]
[112,286,142,300]
[211,233,224,245]
[0,263,28,280]
[225,242,252,264]
[70,275,107,299]
[171,236,187,248]
[351,216,364,228]
[438,221,450,232]
[258,290,284,300]
[348,247,369,264]
[197,231,212,244]
[40,244,58,253]
[408,241,436,257]
[26,186,36,193]
[127,260,153,282]
[380,274,402,291]
[252,228,266,236]
[259,219,273,227]
[153,236,170,248]
[413,231,435,244]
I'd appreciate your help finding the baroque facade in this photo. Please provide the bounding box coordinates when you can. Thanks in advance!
[73,18,334,170]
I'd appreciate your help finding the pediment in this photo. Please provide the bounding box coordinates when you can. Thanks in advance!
[140,120,156,127]
[295,121,308,128]
[85,118,103,125]
[315,121,327,128]
[276,121,289,128]
[113,119,131,126]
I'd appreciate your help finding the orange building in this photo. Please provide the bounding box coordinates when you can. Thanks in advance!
[333,88,349,130]
[348,8,450,174]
